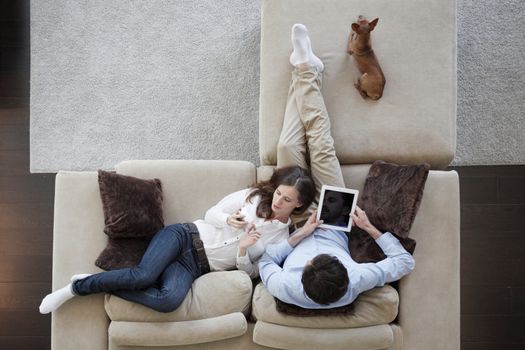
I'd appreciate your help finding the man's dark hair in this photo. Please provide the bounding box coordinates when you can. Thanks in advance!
[301,254,349,305]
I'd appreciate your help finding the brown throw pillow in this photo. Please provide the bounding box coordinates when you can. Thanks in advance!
[98,170,164,239]
[348,160,429,263]
[275,160,429,316]
[95,237,150,270]
[95,170,164,271]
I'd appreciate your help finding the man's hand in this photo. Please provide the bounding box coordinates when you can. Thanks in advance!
[227,210,247,229]
[288,211,323,247]
[351,206,382,239]
[239,224,260,256]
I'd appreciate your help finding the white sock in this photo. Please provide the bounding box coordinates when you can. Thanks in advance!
[71,273,92,282]
[289,24,324,72]
[39,283,75,314]
[290,24,309,66]
[306,36,324,72]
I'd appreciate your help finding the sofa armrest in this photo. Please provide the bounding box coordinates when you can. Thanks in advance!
[397,170,460,350]
[52,171,109,350]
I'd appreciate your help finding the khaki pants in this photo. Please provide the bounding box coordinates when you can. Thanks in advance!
[277,66,345,222]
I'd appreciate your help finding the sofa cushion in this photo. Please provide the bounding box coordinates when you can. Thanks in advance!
[105,271,253,322]
[109,313,248,347]
[252,283,398,329]
[259,0,456,169]
[253,321,394,350]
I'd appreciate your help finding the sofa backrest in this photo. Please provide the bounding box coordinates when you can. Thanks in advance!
[259,0,457,169]
[116,160,256,224]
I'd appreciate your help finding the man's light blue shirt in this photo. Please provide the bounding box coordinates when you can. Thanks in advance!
[259,229,415,309]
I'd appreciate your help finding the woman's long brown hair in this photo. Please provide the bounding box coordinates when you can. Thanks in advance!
[246,166,315,219]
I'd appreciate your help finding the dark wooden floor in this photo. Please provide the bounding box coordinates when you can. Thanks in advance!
[0,106,54,348]
[454,166,525,350]
[1,1,53,348]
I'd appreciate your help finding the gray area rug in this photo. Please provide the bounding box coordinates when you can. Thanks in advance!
[454,0,524,165]
[30,0,524,172]
[30,0,261,171]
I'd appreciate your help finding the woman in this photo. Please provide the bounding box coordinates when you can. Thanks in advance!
[39,165,315,314]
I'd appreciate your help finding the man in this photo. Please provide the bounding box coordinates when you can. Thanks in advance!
[260,24,415,308]
[259,206,414,308]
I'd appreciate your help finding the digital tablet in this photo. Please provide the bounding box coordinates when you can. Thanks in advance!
[317,185,359,232]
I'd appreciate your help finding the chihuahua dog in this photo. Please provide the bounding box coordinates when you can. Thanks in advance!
[347,16,385,100]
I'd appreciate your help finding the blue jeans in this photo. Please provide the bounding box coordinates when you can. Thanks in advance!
[72,224,201,313]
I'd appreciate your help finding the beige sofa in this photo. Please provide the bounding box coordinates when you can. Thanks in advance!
[52,0,459,348]
[52,160,459,350]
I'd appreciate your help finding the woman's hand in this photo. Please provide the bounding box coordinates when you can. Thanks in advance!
[351,206,382,239]
[239,224,261,256]
[227,210,246,229]
[288,211,322,247]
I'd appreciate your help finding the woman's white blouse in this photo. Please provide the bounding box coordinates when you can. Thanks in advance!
[193,188,290,278]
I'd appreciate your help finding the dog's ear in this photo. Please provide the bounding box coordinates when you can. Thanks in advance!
[369,18,379,31]
[351,23,359,32]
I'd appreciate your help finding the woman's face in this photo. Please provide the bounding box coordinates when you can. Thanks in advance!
[271,185,302,219]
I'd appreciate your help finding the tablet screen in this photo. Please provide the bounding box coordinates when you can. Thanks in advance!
[317,185,359,232]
